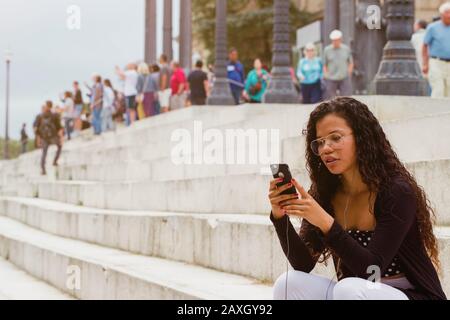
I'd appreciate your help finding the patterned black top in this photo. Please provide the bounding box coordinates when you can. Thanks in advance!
[347,230,404,277]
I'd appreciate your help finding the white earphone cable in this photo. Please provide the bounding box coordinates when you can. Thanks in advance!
[324,168,356,299]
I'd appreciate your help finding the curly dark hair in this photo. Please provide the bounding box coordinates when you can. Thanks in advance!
[301,97,440,269]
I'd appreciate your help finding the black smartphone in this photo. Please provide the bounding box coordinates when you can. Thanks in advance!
[270,164,297,196]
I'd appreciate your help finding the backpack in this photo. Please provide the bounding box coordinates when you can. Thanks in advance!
[39,114,57,141]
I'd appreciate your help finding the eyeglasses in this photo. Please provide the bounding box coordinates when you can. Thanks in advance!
[310,132,353,156]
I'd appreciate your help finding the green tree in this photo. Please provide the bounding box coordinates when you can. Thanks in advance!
[193,0,319,73]
[0,138,36,160]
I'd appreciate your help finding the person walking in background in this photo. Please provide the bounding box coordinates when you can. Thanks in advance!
[158,54,172,113]
[102,79,116,132]
[61,91,75,140]
[72,81,84,136]
[227,48,245,104]
[20,123,28,154]
[244,58,269,103]
[90,75,104,135]
[116,63,139,125]
[297,43,323,104]
[323,30,354,99]
[412,20,428,71]
[150,64,161,115]
[412,19,431,96]
[35,101,64,175]
[188,60,209,106]
[169,61,187,111]
[137,62,158,117]
[423,2,450,98]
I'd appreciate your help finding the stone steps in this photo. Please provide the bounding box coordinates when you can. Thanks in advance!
[0,197,449,296]
[3,110,450,189]
[9,158,450,225]
[0,196,287,283]
[12,104,304,165]
[5,97,450,177]
[0,216,272,300]
[0,256,74,300]
[1,97,449,300]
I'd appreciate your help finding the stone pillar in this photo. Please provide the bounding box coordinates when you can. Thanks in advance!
[373,0,427,96]
[263,0,298,104]
[144,0,157,64]
[207,0,235,106]
[180,0,192,70]
[163,0,173,61]
[323,0,339,46]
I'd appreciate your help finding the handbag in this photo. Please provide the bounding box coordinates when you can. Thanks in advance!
[249,73,264,96]
[137,101,146,119]
[249,81,262,96]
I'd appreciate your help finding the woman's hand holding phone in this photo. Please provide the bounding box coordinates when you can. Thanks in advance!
[281,178,335,235]
[268,178,298,220]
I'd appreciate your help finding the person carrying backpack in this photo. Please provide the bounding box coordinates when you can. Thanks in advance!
[35,100,64,175]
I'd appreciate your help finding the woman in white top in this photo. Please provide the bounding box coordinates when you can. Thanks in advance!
[61,91,75,140]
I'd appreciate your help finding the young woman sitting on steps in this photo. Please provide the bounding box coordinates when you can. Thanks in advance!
[268,97,446,300]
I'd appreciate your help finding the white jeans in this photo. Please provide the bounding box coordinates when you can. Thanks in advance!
[273,271,409,300]
[429,58,450,98]
[170,93,187,110]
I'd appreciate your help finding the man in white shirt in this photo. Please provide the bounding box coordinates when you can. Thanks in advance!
[116,63,139,125]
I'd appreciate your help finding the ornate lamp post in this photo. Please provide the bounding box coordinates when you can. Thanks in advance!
[4,50,11,160]
[263,0,298,104]
[373,0,427,95]
[207,0,235,106]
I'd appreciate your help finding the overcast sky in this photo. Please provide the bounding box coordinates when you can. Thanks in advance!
[0,0,180,139]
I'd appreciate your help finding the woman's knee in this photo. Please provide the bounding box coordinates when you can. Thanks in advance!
[273,271,310,300]
[273,272,290,300]
[333,277,368,300]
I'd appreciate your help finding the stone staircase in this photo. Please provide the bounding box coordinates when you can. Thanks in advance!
[0,96,449,299]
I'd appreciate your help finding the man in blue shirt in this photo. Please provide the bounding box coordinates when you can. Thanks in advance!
[227,48,245,105]
[423,2,450,97]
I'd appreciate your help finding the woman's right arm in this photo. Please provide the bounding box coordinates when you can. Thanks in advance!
[115,66,126,80]
[268,179,318,272]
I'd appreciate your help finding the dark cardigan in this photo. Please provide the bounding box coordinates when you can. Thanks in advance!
[270,176,447,300]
